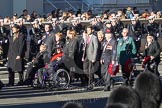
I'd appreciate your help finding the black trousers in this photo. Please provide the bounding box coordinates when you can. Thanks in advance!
[135,40,141,53]
[146,61,160,76]
[155,62,160,76]
[83,57,94,85]
[24,64,40,83]
[8,68,23,85]
[95,61,102,79]
[121,65,131,85]
[2,42,9,59]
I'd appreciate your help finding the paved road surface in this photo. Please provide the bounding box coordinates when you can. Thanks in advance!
[0,86,109,108]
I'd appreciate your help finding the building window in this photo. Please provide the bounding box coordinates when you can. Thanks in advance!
[136,0,150,3]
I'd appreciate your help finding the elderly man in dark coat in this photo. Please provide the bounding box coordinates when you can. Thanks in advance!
[7,24,25,86]
[23,44,50,85]
[100,32,117,91]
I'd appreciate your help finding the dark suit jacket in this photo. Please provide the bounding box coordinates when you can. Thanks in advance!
[101,38,117,64]
[33,51,50,68]
[143,40,161,63]
[63,38,79,59]
[42,31,56,57]
[0,26,9,40]
[97,39,106,61]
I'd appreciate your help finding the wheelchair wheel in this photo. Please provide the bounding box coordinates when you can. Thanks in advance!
[53,69,70,88]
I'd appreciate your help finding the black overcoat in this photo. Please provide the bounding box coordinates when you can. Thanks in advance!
[143,40,161,64]
[7,33,25,71]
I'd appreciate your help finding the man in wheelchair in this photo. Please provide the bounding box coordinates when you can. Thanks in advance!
[23,44,50,85]
[36,44,64,87]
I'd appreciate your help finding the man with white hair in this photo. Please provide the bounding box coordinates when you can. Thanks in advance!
[117,28,136,86]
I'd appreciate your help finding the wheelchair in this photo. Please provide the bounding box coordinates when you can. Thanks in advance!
[33,62,71,90]
[142,58,158,75]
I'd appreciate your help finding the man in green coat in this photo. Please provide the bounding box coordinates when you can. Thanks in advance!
[117,28,137,86]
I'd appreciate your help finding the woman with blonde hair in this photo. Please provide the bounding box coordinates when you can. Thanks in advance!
[142,34,160,75]
[96,30,105,79]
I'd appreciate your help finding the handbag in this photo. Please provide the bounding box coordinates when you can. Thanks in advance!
[108,62,119,76]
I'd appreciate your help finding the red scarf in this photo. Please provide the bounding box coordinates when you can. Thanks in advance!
[50,52,64,62]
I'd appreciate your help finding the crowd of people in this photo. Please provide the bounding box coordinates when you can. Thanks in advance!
[0,7,161,90]
[0,6,161,108]
[1,7,162,23]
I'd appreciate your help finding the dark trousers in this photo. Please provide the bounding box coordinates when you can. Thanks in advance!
[95,61,102,79]
[2,42,9,59]
[8,68,23,85]
[135,40,141,53]
[121,65,131,85]
[155,63,160,76]
[37,68,46,84]
[83,57,94,86]
[101,63,111,88]
[147,61,160,76]
[8,68,14,85]
[24,64,40,84]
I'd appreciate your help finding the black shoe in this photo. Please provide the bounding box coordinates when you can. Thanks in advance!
[37,83,45,89]
[16,81,24,86]
[6,83,14,87]
[23,80,33,85]
[81,82,88,87]
[123,80,129,86]
[104,86,110,91]
[85,84,94,91]
[0,80,4,89]
[128,80,133,87]
[156,72,160,76]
